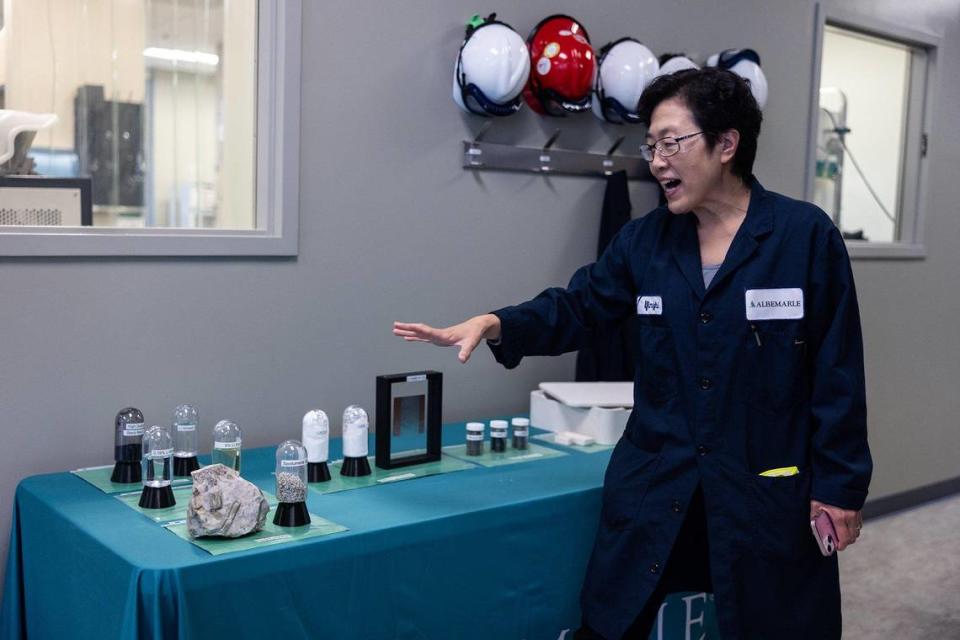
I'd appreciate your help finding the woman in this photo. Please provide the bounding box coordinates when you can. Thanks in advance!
[394,68,871,639]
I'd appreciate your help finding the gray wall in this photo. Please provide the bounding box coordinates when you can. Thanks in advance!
[1,0,958,596]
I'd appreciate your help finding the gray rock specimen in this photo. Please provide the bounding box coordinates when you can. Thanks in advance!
[186,463,269,538]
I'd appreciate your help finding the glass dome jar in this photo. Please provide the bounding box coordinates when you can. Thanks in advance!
[212,419,242,473]
[172,404,200,476]
[302,410,331,482]
[138,425,176,509]
[111,407,145,483]
[273,440,311,527]
[340,405,371,477]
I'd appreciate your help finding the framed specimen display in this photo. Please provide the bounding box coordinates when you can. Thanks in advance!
[375,371,442,470]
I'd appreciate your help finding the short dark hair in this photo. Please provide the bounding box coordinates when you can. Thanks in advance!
[637,67,763,181]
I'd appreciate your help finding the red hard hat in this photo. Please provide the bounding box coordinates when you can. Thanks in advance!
[523,14,595,116]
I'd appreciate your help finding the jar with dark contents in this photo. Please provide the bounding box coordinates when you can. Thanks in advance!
[511,417,530,450]
[466,422,485,456]
[114,407,145,463]
[490,420,508,453]
[111,407,145,483]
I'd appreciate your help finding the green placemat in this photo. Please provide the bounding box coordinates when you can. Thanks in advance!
[308,453,477,495]
[532,433,616,454]
[442,442,568,467]
[115,485,278,524]
[71,464,192,495]
[163,514,347,555]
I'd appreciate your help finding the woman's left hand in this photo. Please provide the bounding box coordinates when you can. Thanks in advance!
[810,500,863,551]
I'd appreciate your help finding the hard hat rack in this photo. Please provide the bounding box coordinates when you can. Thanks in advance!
[462,125,656,182]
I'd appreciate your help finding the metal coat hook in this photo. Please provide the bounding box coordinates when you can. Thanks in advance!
[466,122,493,167]
[461,130,654,182]
[473,121,493,143]
[603,136,627,175]
[606,136,626,156]
[540,129,561,172]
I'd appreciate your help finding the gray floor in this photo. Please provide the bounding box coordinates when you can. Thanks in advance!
[840,494,960,638]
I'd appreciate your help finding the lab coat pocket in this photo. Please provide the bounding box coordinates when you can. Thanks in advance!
[636,324,679,407]
[747,469,816,564]
[600,436,661,532]
[741,325,809,413]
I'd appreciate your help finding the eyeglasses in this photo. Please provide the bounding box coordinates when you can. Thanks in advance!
[639,131,705,162]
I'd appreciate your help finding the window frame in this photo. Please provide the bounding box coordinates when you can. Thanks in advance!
[0,0,301,257]
[806,3,939,260]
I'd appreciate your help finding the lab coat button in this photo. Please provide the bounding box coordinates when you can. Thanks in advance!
[699,312,713,324]
[672,500,682,513]
[699,377,713,390]
[697,445,709,456]
[650,563,660,574]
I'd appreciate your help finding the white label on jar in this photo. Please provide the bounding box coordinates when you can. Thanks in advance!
[514,429,529,437]
[176,423,197,432]
[123,423,144,437]
[406,374,427,383]
[492,432,507,438]
[214,440,242,450]
[467,434,483,441]
[280,459,306,468]
[147,448,173,458]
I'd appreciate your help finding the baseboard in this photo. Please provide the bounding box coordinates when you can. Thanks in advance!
[862,475,960,520]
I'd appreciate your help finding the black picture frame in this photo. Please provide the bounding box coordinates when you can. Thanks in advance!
[375,370,442,470]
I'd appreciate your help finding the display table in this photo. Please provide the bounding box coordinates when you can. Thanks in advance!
[1,422,718,639]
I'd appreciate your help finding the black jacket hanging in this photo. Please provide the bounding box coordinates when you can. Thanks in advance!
[575,170,637,381]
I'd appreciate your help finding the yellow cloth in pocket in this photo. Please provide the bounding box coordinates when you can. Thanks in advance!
[759,466,800,477]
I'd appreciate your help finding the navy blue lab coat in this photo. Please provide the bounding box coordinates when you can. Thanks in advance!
[489,178,872,639]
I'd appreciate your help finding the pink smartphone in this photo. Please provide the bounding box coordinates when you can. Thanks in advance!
[810,510,837,556]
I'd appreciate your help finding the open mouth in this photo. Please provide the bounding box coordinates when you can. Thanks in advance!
[662,179,682,197]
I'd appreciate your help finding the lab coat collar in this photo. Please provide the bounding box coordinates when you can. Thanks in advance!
[668,176,773,300]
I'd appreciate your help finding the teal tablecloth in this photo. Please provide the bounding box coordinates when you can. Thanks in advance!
[0,422,605,639]
[1,422,718,639]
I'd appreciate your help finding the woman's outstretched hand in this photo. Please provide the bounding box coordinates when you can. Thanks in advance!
[393,314,502,363]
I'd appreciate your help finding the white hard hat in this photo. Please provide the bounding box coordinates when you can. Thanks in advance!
[653,54,700,79]
[591,38,659,124]
[707,48,768,109]
[452,14,530,116]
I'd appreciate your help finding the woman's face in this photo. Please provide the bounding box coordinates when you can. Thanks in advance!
[646,97,725,214]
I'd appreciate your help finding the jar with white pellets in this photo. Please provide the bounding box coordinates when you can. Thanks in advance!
[302,409,331,483]
[340,405,372,477]
[490,420,508,453]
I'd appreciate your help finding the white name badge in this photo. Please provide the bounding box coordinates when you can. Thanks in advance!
[636,296,663,315]
[745,288,804,320]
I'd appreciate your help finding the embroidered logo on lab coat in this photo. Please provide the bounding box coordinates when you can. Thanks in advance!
[745,288,804,320]
[636,296,662,315]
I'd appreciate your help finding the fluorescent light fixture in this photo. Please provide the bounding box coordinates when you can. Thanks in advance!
[143,47,219,66]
